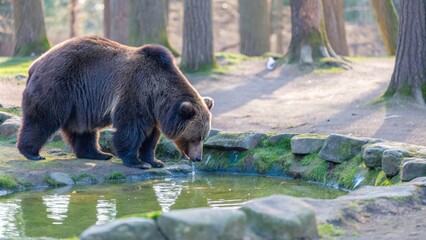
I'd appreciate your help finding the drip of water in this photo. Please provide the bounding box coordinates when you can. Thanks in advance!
[353,173,365,189]
[204,154,212,167]
[230,152,238,164]
[191,162,196,182]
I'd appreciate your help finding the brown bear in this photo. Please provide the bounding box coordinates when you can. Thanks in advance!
[17,36,214,169]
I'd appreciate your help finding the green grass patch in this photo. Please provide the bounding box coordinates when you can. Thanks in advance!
[318,223,345,238]
[0,135,17,144]
[71,173,97,184]
[44,140,66,150]
[0,174,20,190]
[0,107,22,116]
[0,57,34,76]
[345,56,394,62]
[313,66,345,74]
[183,52,256,75]
[104,171,126,181]
[16,178,32,188]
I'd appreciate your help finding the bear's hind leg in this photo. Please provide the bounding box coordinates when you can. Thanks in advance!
[138,128,165,168]
[18,116,59,160]
[63,130,113,160]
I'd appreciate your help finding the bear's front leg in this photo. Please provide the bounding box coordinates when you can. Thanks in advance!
[113,127,150,169]
[138,127,165,168]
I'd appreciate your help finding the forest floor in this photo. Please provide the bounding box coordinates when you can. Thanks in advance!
[192,57,426,147]
[1,57,426,239]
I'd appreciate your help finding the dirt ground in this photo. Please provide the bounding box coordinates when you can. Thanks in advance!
[2,58,426,239]
[2,57,426,146]
[190,58,426,147]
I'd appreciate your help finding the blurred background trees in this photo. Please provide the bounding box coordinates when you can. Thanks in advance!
[0,0,400,60]
[371,0,398,56]
[12,0,50,56]
[322,0,348,56]
[238,0,270,56]
[385,0,426,106]
[103,0,128,44]
[180,0,215,72]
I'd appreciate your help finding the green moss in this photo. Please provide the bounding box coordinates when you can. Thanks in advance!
[397,85,412,97]
[363,166,382,186]
[303,157,330,183]
[301,153,317,166]
[332,156,363,189]
[247,138,293,174]
[202,150,237,170]
[44,175,66,187]
[14,37,50,57]
[16,178,32,188]
[421,86,426,100]
[104,171,126,181]
[71,174,97,184]
[292,133,327,140]
[376,172,401,186]
[0,174,20,189]
[121,210,162,220]
[375,171,387,186]
[318,223,345,238]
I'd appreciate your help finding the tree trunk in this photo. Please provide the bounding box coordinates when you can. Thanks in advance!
[70,0,77,38]
[287,0,341,65]
[238,0,270,56]
[0,0,13,56]
[128,0,176,55]
[104,0,128,44]
[372,0,398,55]
[271,0,285,54]
[385,0,426,107]
[322,0,349,56]
[180,0,215,72]
[13,0,50,56]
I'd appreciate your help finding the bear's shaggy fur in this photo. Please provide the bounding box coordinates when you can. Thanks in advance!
[17,36,213,168]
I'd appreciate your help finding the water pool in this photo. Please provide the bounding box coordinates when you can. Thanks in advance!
[0,173,345,238]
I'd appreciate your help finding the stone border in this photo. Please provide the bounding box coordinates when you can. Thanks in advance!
[80,180,426,240]
[199,132,426,188]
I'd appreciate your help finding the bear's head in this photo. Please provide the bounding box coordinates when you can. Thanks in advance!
[171,97,214,162]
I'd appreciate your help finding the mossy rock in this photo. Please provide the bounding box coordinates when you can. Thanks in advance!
[318,134,373,163]
[204,132,267,151]
[291,133,327,155]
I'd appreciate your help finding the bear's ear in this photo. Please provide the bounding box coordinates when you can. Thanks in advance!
[179,101,196,119]
[203,97,214,110]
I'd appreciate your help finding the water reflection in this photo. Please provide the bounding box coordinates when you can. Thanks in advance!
[0,199,24,238]
[96,199,117,225]
[42,194,71,225]
[207,198,243,209]
[152,180,185,212]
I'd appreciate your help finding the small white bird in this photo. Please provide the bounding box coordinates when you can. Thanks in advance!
[266,57,277,71]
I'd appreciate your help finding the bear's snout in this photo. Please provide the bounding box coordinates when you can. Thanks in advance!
[188,142,203,162]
